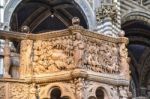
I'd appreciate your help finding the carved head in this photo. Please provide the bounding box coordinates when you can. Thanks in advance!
[75,33,82,40]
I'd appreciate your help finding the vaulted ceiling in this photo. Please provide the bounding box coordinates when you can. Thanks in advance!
[10,0,88,33]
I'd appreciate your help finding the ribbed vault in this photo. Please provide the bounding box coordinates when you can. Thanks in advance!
[10,0,88,33]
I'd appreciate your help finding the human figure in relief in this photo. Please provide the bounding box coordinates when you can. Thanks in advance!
[73,33,85,68]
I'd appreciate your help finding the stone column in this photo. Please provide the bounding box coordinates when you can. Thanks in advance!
[19,40,33,78]
[3,39,11,78]
[74,78,86,99]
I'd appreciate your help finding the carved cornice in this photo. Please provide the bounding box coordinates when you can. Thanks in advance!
[0,79,28,83]
[0,26,128,44]
[0,30,27,40]
[21,69,129,86]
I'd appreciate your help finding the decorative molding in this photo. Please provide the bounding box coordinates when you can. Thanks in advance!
[21,69,130,86]
[0,26,128,44]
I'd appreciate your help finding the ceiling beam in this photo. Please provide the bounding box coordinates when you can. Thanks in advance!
[54,10,70,27]
[61,9,73,20]
[53,3,73,9]
[21,7,46,27]
[30,9,51,32]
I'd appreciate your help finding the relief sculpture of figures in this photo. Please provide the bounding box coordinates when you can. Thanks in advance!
[32,36,75,73]
[0,0,146,98]
[119,86,128,99]
[119,43,130,80]
[29,83,37,99]
[119,31,130,80]
[73,33,85,68]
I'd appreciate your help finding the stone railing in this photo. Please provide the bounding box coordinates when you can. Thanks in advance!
[0,25,129,80]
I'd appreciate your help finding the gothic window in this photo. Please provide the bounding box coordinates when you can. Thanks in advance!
[96,88,105,99]
[50,87,70,99]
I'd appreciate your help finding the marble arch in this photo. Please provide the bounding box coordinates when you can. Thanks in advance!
[87,85,113,99]
[39,83,76,99]
[3,0,96,31]
[122,11,150,26]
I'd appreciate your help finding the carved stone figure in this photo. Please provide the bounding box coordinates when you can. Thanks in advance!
[29,83,37,99]
[32,36,75,73]
[20,40,33,78]
[74,78,86,99]
[119,43,130,80]
[0,84,5,99]
[3,39,11,78]
[73,33,85,68]
[30,83,40,99]
[119,86,128,99]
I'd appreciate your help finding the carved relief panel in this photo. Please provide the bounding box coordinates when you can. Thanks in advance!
[32,35,75,74]
[83,36,120,74]
[31,32,122,74]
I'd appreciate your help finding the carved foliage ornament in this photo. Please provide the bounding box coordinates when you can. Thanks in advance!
[96,4,117,22]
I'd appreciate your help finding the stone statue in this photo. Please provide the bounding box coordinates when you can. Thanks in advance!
[30,83,40,99]
[73,33,85,68]
[119,43,130,80]
[3,39,11,78]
